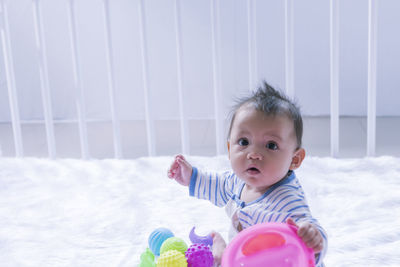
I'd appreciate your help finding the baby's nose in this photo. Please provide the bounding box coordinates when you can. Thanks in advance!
[247,151,263,160]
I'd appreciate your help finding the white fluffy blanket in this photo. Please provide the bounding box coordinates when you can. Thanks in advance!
[1,156,399,266]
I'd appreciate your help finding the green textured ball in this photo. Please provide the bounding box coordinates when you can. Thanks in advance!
[157,250,187,267]
[139,248,156,267]
[159,237,188,255]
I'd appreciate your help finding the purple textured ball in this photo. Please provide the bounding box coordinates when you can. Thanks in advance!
[185,243,213,267]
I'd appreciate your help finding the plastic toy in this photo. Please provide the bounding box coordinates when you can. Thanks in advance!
[145,226,214,266]
[160,237,188,255]
[157,249,188,267]
[189,227,213,247]
[185,243,213,267]
[139,248,156,267]
[221,222,315,267]
[149,228,175,256]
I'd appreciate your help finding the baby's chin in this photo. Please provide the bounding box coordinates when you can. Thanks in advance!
[244,180,273,192]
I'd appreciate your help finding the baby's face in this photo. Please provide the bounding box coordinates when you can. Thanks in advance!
[228,106,300,193]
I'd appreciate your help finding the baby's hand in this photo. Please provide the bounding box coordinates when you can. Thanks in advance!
[167,155,193,186]
[210,231,226,267]
[287,218,324,253]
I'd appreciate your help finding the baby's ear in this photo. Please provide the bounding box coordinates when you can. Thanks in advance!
[290,148,305,170]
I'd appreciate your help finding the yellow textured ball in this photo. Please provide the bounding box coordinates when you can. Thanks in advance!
[160,237,188,255]
[156,250,187,267]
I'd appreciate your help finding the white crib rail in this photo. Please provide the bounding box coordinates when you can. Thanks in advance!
[284,0,294,99]
[210,0,224,155]
[102,0,122,159]
[247,0,258,91]
[32,0,56,158]
[174,0,189,155]
[0,0,23,157]
[67,0,89,160]
[0,0,383,159]
[138,0,156,157]
[330,0,340,158]
[367,0,378,157]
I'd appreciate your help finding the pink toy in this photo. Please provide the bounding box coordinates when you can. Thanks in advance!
[185,243,213,267]
[221,222,315,267]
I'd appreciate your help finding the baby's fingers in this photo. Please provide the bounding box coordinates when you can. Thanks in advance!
[176,156,190,169]
[297,223,311,237]
[167,168,175,178]
[300,225,323,253]
[167,157,180,178]
[286,219,324,253]
[306,231,323,252]
[312,240,324,253]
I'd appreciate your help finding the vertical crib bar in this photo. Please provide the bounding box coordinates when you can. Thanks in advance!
[173,0,190,155]
[138,0,156,156]
[330,0,339,157]
[67,0,89,159]
[32,0,56,158]
[102,0,122,159]
[210,0,223,155]
[285,0,294,98]
[367,0,377,157]
[0,0,24,157]
[247,0,257,90]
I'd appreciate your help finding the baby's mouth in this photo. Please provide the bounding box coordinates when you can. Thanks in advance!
[246,167,260,175]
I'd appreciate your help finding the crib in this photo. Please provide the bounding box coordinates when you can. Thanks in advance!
[1,1,400,266]
[1,0,399,159]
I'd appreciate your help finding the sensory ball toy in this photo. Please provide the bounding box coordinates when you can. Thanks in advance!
[160,237,188,255]
[139,248,156,267]
[157,249,188,267]
[148,228,175,256]
[185,243,213,267]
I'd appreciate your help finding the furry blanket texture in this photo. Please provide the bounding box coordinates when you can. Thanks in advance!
[1,156,399,266]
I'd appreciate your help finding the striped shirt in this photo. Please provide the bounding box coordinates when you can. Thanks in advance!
[189,167,327,266]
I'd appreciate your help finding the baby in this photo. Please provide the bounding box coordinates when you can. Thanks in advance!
[168,82,327,266]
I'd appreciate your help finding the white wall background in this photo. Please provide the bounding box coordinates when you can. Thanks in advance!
[0,0,399,158]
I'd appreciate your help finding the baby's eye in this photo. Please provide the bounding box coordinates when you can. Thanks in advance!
[266,142,278,150]
[238,138,249,146]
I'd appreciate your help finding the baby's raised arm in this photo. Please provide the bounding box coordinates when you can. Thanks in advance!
[167,155,193,186]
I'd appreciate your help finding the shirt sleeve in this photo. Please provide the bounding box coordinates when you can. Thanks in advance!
[188,167,237,208]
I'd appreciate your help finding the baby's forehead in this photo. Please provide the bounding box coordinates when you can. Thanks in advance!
[236,104,292,121]
[233,107,293,130]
